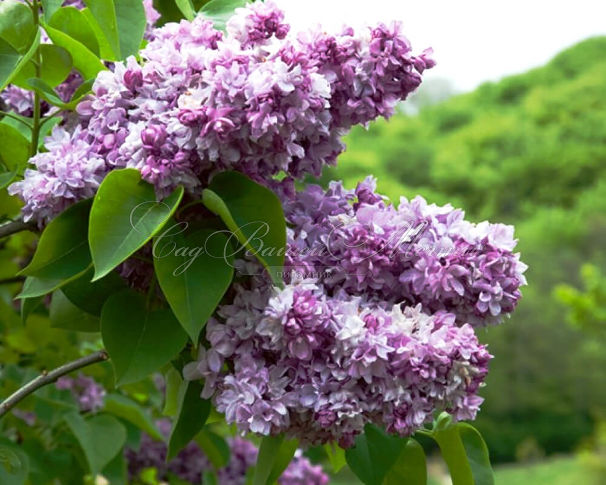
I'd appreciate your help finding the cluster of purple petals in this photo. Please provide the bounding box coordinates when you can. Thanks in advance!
[9,1,433,223]
[125,419,328,484]
[55,373,106,412]
[183,178,526,446]
[285,177,528,326]
[0,1,159,118]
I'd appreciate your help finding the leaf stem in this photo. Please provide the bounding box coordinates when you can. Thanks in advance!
[0,111,33,129]
[30,0,42,157]
[0,350,109,419]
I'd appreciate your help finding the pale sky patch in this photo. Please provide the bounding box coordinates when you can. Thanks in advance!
[277,0,606,91]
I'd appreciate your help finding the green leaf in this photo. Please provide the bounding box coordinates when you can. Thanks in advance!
[17,266,91,299]
[84,0,146,60]
[0,38,22,91]
[41,0,64,22]
[63,412,127,475]
[43,23,105,80]
[458,423,495,485]
[0,124,30,175]
[154,227,234,342]
[25,78,67,107]
[175,0,196,20]
[324,442,347,474]
[61,267,127,316]
[21,199,92,280]
[202,171,286,286]
[167,380,210,459]
[20,296,43,323]
[14,44,73,88]
[384,438,427,485]
[345,423,408,485]
[266,437,298,485]
[162,366,182,417]
[101,290,188,385]
[194,428,230,469]
[89,168,184,281]
[101,450,127,485]
[199,0,247,30]
[0,0,35,52]
[252,434,298,485]
[114,0,147,58]
[83,0,120,58]
[50,290,100,332]
[104,394,163,441]
[0,29,40,92]
[431,420,494,485]
[48,7,100,56]
[0,439,29,485]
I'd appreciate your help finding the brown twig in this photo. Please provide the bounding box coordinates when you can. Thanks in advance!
[0,351,109,419]
[0,220,36,239]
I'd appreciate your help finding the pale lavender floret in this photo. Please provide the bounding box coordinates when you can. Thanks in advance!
[186,275,491,447]
[8,126,108,222]
[56,373,106,412]
[279,451,329,485]
[10,2,432,223]
[288,177,527,326]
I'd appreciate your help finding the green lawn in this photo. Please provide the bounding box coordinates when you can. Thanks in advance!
[331,456,599,485]
[495,456,598,485]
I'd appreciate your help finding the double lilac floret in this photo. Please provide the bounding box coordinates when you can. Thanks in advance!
[184,178,526,447]
[9,1,433,223]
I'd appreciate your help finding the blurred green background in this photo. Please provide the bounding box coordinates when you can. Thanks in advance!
[321,36,606,484]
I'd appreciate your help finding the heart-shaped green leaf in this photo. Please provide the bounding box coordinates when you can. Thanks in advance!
[89,168,184,281]
[432,420,494,485]
[63,412,126,475]
[48,7,100,56]
[101,290,188,385]
[384,438,427,485]
[345,423,408,485]
[252,434,298,485]
[195,428,231,469]
[21,199,92,280]
[202,171,286,286]
[61,267,127,316]
[50,290,100,332]
[168,379,210,459]
[84,0,146,60]
[154,227,234,342]
[42,23,105,80]
[104,393,163,441]
[0,0,35,52]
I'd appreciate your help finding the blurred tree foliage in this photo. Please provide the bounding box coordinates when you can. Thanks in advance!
[323,36,606,462]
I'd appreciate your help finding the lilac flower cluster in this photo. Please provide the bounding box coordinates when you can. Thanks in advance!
[125,420,329,484]
[56,373,106,412]
[184,178,526,446]
[285,177,528,326]
[0,0,159,117]
[9,1,433,222]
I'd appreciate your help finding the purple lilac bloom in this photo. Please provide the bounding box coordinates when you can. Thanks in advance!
[125,420,326,484]
[285,177,528,326]
[9,1,432,223]
[56,373,106,412]
[279,451,329,485]
[183,178,526,446]
[0,0,160,118]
